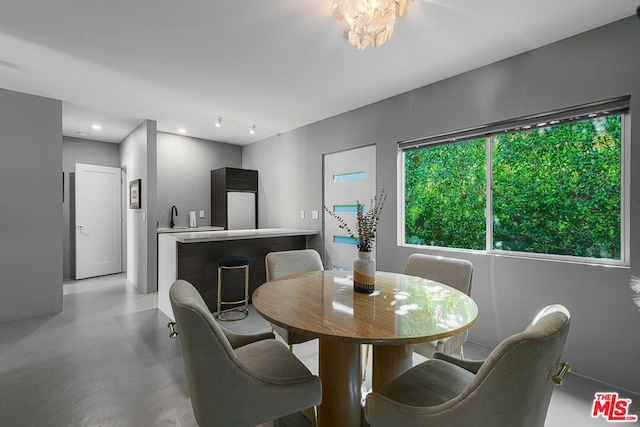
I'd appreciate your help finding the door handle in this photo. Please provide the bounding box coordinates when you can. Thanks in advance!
[77,225,84,230]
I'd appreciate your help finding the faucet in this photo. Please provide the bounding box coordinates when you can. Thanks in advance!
[170,205,178,228]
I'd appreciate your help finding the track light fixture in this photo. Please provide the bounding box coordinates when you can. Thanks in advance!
[214,117,222,127]
[249,124,256,135]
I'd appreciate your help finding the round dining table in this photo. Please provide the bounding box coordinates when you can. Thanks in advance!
[252,269,478,427]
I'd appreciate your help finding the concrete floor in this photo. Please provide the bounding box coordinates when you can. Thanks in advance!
[0,273,637,426]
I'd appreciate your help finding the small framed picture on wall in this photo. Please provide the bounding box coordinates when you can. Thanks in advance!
[129,179,141,209]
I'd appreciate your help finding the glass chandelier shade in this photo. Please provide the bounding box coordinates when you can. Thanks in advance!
[333,0,410,50]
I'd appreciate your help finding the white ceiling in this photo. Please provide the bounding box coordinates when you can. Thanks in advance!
[0,0,635,145]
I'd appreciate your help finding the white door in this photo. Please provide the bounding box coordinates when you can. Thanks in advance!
[323,145,376,270]
[75,163,122,279]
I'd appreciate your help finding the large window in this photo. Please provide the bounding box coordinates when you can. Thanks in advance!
[401,98,629,264]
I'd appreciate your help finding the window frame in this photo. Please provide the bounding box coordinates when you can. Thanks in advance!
[398,101,630,267]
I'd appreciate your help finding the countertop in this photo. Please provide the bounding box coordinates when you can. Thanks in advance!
[161,227,318,243]
[157,226,224,234]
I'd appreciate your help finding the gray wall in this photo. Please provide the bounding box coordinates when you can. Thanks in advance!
[120,120,157,293]
[157,132,242,228]
[243,17,640,393]
[0,88,63,321]
[62,137,120,279]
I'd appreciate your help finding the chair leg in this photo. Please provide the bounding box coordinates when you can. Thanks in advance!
[312,405,318,427]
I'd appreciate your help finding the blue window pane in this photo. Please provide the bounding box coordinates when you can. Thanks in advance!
[333,235,359,246]
[333,171,365,183]
[333,204,359,213]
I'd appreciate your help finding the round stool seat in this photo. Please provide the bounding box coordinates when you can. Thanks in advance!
[217,256,250,268]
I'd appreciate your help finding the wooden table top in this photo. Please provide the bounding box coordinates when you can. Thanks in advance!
[252,270,478,345]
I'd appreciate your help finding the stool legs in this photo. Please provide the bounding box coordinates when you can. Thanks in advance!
[217,266,223,316]
[216,264,249,321]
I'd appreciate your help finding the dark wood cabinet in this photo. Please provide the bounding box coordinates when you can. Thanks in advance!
[225,167,258,192]
[211,167,258,229]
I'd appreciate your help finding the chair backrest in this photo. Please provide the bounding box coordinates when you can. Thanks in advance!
[445,304,571,426]
[403,253,473,295]
[265,249,323,281]
[169,279,248,425]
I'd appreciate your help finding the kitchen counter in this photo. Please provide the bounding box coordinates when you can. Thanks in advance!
[167,227,317,243]
[157,226,224,234]
[158,228,318,320]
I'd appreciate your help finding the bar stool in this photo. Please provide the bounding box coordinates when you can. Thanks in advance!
[216,256,250,321]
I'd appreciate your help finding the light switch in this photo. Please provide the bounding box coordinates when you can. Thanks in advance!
[300,210,305,219]
[199,210,205,218]
[142,212,146,222]
[311,210,319,220]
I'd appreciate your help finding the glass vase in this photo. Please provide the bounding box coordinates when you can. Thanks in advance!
[353,251,376,293]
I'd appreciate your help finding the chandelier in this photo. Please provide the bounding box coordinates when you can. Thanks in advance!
[332,0,411,50]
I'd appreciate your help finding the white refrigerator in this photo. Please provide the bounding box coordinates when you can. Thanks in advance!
[227,192,256,230]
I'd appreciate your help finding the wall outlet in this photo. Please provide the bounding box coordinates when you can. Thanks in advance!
[311,210,319,220]
[199,210,205,218]
[142,212,146,222]
[300,210,305,219]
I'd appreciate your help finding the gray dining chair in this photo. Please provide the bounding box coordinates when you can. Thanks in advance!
[168,279,322,426]
[365,304,571,427]
[404,253,473,358]
[265,249,323,350]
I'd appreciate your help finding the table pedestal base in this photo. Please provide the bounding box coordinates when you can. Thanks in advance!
[318,340,362,427]
[372,344,413,391]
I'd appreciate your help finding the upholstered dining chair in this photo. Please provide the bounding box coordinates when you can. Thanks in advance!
[168,279,322,426]
[365,304,571,427]
[265,249,323,350]
[404,253,473,358]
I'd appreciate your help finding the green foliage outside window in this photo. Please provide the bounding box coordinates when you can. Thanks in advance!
[492,116,621,259]
[404,139,486,250]
[404,115,622,260]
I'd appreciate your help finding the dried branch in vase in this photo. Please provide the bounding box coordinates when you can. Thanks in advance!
[324,189,387,252]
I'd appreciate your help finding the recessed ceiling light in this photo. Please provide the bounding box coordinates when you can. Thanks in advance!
[178,128,187,134]
[77,131,89,137]
[213,117,222,128]
[249,124,256,135]
[92,124,102,130]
